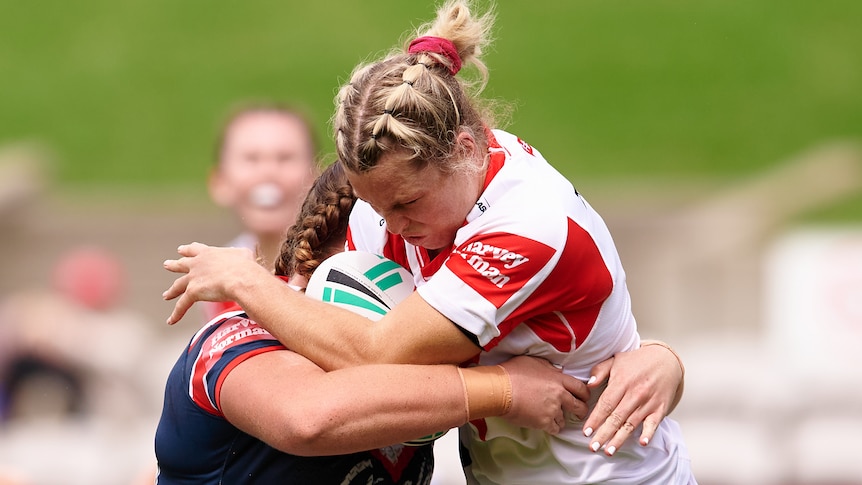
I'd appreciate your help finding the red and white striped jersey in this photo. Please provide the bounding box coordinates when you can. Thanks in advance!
[347,130,695,484]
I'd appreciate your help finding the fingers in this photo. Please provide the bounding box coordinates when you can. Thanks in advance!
[177,242,208,257]
[162,273,191,325]
[564,394,589,422]
[584,390,638,454]
[165,243,210,272]
[639,415,661,446]
[582,380,622,438]
[602,407,648,455]
[562,374,590,403]
[547,409,564,435]
[560,375,589,420]
[587,356,613,388]
[162,274,189,301]
[163,257,190,275]
[560,391,580,420]
[167,291,194,325]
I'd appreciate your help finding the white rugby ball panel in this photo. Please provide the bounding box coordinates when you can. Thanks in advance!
[305,251,415,321]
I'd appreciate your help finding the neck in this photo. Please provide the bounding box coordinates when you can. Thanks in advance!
[255,233,283,272]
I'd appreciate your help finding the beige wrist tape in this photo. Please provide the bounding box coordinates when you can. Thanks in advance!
[456,365,513,421]
[640,339,686,410]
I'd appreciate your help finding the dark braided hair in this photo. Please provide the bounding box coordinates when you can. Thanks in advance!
[274,161,356,279]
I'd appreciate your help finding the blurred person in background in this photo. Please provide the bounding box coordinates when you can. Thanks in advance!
[201,103,319,321]
[0,246,162,484]
[0,245,158,423]
[134,103,322,484]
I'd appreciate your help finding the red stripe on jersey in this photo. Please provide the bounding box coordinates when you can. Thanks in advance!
[346,225,357,251]
[486,218,613,352]
[471,418,489,441]
[418,247,450,281]
[370,446,420,482]
[382,232,409,270]
[447,232,555,309]
[202,300,242,323]
[482,131,506,191]
[516,137,535,156]
[524,313,575,353]
[190,316,283,415]
[212,346,282,411]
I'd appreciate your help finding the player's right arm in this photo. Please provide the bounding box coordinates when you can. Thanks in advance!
[164,243,480,370]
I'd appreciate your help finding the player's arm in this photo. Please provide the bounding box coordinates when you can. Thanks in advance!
[219,350,589,456]
[164,243,479,370]
[247,277,475,369]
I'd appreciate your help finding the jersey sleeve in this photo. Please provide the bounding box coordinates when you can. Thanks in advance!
[187,315,286,416]
[417,229,558,348]
[418,209,615,351]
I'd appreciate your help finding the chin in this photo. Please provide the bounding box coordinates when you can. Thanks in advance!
[419,238,449,252]
[245,221,292,239]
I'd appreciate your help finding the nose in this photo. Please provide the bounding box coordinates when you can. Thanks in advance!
[383,213,410,235]
[261,157,283,177]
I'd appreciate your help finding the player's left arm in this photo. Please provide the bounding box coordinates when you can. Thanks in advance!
[220,350,590,456]
[219,350,466,456]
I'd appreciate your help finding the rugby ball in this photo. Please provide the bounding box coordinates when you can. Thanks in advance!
[305,251,415,321]
[304,251,446,446]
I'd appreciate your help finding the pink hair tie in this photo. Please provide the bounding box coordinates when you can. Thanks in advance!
[408,36,462,75]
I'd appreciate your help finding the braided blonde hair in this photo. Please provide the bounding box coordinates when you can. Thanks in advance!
[274,161,356,279]
[333,0,496,174]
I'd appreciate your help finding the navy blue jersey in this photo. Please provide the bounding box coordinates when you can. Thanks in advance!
[154,310,433,484]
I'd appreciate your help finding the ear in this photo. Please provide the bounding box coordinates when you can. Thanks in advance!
[455,130,479,157]
[208,167,235,207]
[455,131,484,169]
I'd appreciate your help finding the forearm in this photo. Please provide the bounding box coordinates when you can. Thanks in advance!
[231,273,476,370]
[229,271,385,370]
[260,364,511,456]
[282,364,466,455]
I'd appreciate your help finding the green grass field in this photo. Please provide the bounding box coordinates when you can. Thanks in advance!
[1,0,860,217]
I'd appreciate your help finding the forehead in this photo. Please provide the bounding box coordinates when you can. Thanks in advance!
[347,155,436,206]
[224,113,311,148]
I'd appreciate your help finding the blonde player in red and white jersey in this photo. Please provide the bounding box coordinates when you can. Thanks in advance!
[164,1,695,483]
[346,129,693,484]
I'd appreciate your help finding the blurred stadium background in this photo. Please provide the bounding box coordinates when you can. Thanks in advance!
[1,1,860,484]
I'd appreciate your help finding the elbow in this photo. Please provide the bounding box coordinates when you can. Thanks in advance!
[267,403,340,456]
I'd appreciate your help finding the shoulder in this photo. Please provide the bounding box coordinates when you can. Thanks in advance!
[187,313,286,415]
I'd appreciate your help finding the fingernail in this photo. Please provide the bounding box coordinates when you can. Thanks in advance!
[607,445,616,456]
[587,376,597,385]
[590,441,600,452]
[584,427,593,437]
[641,437,650,446]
